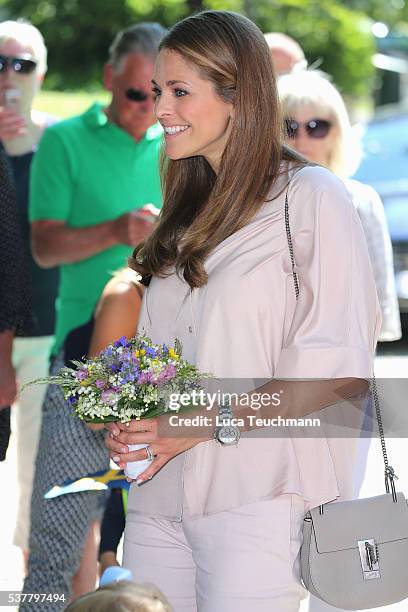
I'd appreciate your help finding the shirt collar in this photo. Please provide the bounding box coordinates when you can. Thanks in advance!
[83,103,109,128]
[83,103,163,141]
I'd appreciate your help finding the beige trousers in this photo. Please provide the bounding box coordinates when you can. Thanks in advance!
[124,493,307,612]
[11,336,53,550]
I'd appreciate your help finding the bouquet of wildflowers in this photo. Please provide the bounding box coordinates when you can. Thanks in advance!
[27,334,211,424]
[26,334,212,479]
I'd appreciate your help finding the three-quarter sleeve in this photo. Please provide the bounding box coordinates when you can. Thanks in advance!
[275,167,381,379]
[0,149,34,335]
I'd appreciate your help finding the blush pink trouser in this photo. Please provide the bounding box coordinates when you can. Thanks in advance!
[123,493,307,612]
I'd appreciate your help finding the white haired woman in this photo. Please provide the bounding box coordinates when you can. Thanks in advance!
[278,70,401,342]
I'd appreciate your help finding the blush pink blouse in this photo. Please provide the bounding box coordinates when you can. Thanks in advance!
[127,164,382,520]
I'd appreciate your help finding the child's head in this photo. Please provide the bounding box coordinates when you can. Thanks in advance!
[65,581,172,612]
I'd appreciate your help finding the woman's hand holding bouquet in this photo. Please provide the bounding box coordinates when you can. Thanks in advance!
[25,334,213,481]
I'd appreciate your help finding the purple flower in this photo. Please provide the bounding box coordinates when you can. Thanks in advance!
[145,347,156,357]
[103,346,113,357]
[68,395,77,405]
[95,379,106,389]
[76,369,88,381]
[122,371,137,383]
[120,351,133,364]
[101,389,119,405]
[137,371,153,384]
[114,336,128,348]
[155,364,177,384]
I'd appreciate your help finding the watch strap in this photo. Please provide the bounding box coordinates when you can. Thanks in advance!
[218,399,233,423]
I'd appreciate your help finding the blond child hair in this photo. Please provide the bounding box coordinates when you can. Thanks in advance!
[65,581,172,612]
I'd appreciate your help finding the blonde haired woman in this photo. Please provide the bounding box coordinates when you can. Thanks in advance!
[278,70,401,342]
[65,581,172,612]
[105,11,381,611]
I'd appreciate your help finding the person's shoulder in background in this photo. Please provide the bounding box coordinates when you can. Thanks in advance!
[89,269,144,357]
[343,178,383,215]
[33,102,103,148]
[32,109,58,129]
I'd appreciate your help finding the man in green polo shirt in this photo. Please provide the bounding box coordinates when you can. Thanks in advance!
[22,23,166,609]
[29,24,165,358]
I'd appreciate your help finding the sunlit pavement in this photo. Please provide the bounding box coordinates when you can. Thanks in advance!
[1,344,407,611]
[0,438,22,612]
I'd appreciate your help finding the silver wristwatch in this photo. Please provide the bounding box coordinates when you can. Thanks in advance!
[213,399,241,446]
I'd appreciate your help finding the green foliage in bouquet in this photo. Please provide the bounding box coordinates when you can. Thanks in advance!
[25,334,212,423]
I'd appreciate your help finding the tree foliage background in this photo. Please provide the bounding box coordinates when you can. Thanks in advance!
[0,0,405,96]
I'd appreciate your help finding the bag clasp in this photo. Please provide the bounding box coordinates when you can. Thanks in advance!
[358,539,381,580]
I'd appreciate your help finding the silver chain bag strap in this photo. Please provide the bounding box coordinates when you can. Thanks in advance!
[284,183,408,610]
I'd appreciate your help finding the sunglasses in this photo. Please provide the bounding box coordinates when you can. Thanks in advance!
[0,54,37,74]
[284,118,332,139]
[125,88,150,102]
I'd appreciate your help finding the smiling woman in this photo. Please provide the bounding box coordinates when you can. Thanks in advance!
[134,16,307,290]
[152,50,234,172]
[104,10,381,612]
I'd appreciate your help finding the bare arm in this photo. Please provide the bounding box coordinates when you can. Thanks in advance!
[31,219,118,268]
[31,211,155,268]
[88,280,143,356]
[0,330,17,408]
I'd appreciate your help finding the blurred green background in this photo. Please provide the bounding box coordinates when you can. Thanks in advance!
[35,90,108,119]
[1,0,407,116]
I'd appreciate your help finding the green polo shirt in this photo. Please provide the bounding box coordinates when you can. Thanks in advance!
[29,103,163,355]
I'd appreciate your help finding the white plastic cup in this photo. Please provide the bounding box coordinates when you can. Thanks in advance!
[124,443,152,480]
[4,88,21,109]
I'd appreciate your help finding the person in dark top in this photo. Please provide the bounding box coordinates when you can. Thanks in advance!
[0,19,58,564]
[98,488,127,576]
[0,148,33,460]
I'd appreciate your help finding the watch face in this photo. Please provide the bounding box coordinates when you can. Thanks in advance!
[218,425,240,445]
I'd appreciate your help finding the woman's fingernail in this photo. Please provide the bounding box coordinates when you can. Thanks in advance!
[136,478,144,485]
[113,456,120,463]
[120,446,127,453]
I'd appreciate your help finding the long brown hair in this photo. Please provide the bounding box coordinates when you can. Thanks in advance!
[130,10,304,288]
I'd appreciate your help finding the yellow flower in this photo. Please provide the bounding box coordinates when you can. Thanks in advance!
[139,349,146,356]
[168,348,179,360]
